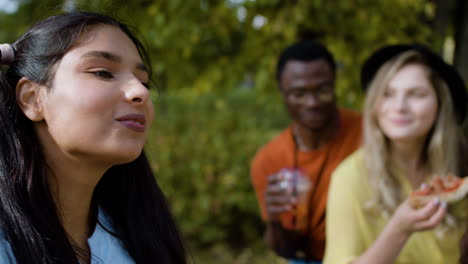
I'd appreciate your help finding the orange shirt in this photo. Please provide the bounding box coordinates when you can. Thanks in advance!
[250,108,362,260]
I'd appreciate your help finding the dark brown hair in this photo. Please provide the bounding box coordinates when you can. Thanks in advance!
[0,11,186,264]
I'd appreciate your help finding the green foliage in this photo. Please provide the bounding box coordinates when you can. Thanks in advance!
[0,1,433,104]
[69,0,433,101]
[146,88,289,249]
[0,0,65,42]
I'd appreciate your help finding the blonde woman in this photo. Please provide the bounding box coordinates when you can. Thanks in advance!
[323,44,468,264]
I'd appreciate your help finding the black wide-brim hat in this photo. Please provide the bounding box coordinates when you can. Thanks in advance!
[361,44,468,124]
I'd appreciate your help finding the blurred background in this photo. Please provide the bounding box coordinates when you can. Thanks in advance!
[0,0,467,263]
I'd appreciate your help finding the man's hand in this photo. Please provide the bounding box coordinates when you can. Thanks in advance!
[264,171,296,221]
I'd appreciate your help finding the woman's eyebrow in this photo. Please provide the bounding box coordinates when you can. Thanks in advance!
[81,50,148,74]
[81,50,149,73]
[81,50,122,63]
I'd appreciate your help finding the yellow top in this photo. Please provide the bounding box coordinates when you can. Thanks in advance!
[323,149,467,264]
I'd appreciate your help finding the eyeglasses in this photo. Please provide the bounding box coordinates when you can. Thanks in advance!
[284,85,334,104]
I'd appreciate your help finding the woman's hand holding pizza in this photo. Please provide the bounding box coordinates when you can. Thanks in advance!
[387,197,446,238]
[351,190,448,264]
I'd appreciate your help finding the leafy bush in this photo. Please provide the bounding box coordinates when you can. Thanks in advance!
[146,89,289,251]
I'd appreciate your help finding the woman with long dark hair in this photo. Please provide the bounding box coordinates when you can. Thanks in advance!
[0,11,186,263]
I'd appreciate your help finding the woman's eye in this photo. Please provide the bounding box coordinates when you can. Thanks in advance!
[383,91,393,97]
[411,91,427,98]
[89,70,114,79]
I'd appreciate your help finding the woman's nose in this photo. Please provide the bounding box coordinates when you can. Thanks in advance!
[125,78,149,104]
[394,95,408,112]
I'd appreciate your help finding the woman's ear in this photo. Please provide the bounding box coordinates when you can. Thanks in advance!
[16,77,45,121]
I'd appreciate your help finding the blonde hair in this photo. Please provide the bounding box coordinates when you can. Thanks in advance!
[363,50,461,216]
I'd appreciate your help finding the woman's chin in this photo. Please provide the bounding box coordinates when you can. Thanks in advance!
[95,148,143,166]
[113,151,143,165]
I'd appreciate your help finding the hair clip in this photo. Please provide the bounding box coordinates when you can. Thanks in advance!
[0,43,15,65]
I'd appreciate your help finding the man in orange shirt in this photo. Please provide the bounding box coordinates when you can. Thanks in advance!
[250,41,362,264]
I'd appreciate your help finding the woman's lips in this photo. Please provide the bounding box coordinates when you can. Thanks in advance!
[116,114,146,132]
[390,119,411,126]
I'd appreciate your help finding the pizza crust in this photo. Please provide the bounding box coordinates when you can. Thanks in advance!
[409,177,468,208]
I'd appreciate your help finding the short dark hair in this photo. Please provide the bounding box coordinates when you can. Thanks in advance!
[276,41,336,82]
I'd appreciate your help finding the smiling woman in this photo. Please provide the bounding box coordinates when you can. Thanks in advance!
[0,12,186,264]
[324,44,468,264]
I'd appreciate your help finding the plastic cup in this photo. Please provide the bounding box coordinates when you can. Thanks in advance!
[278,168,312,231]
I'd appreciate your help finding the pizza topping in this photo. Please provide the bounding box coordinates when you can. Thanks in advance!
[409,174,468,208]
[411,174,464,196]
[411,187,431,196]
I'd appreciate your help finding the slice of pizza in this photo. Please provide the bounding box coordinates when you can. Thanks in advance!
[409,174,468,208]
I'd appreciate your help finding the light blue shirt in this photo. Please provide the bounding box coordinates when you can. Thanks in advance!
[0,209,135,263]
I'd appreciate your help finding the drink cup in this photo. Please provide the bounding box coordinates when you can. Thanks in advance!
[278,168,312,231]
